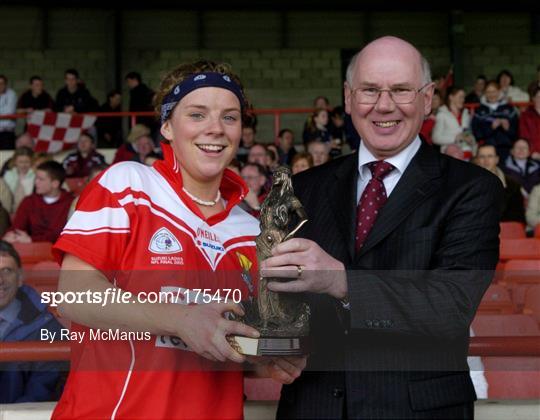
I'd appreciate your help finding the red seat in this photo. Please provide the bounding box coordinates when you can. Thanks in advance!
[472,314,540,336]
[472,315,540,399]
[499,239,540,261]
[478,284,514,314]
[244,378,281,401]
[13,242,54,265]
[25,260,60,293]
[523,285,540,324]
[499,222,526,239]
[501,259,540,286]
[535,224,540,239]
[510,283,534,310]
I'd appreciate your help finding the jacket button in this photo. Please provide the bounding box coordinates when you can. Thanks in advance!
[332,388,344,398]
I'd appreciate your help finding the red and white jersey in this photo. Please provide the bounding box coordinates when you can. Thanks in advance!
[52,142,260,419]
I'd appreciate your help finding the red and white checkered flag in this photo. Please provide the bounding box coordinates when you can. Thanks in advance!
[27,111,97,153]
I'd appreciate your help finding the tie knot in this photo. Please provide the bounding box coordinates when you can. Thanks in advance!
[367,160,394,180]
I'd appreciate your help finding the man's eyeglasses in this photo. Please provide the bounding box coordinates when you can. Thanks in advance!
[351,82,433,105]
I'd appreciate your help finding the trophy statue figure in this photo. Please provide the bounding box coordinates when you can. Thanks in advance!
[229,166,311,356]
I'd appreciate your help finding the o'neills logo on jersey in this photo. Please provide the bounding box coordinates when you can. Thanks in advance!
[149,227,182,254]
[196,228,225,252]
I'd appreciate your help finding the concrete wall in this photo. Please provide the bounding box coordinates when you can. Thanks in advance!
[0,7,538,141]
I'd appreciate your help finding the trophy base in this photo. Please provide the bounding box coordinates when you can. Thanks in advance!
[228,335,309,356]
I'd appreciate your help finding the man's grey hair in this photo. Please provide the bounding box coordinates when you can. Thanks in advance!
[345,51,432,87]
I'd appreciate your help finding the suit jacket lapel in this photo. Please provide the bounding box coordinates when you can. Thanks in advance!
[328,152,358,262]
[357,143,442,258]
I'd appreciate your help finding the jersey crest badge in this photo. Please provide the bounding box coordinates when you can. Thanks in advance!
[149,227,182,254]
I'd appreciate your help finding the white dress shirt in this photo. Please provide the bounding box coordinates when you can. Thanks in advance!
[0,88,17,131]
[356,136,421,204]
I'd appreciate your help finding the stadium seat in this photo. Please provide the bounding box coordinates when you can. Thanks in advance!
[510,284,534,310]
[535,224,540,239]
[499,239,540,261]
[25,260,61,293]
[523,285,540,324]
[478,284,514,314]
[244,378,281,401]
[499,222,526,239]
[472,314,540,336]
[472,315,540,399]
[501,259,540,285]
[13,242,54,264]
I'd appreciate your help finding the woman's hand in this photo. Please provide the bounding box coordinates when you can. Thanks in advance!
[172,302,260,363]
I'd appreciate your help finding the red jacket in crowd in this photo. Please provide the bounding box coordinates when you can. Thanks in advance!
[11,191,74,242]
[63,150,106,178]
[519,106,540,155]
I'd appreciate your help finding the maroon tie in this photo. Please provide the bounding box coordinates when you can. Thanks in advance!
[355,160,395,252]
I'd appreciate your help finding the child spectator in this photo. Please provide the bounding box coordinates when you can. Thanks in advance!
[291,152,313,175]
[2,147,35,213]
[433,87,471,148]
[303,109,330,145]
[502,138,540,194]
[62,133,106,178]
[472,80,518,163]
[3,161,73,243]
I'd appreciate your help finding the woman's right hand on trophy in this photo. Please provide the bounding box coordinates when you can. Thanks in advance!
[171,302,260,363]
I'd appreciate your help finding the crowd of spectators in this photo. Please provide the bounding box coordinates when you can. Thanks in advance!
[0,65,539,250]
[0,61,539,405]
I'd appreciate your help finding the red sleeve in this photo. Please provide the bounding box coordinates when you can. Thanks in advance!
[53,173,131,273]
[11,196,32,233]
[518,114,530,140]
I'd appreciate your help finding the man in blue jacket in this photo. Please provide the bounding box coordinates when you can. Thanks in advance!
[0,240,66,403]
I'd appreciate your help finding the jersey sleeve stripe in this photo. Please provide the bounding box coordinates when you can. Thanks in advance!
[64,207,130,232]
[62,228,131,235]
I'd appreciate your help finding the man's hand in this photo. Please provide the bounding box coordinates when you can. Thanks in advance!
[500,119,510,131]
[260,238,347,300]
[248,355,307,384]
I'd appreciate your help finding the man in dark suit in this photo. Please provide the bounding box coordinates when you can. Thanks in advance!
[261,36,502,419]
